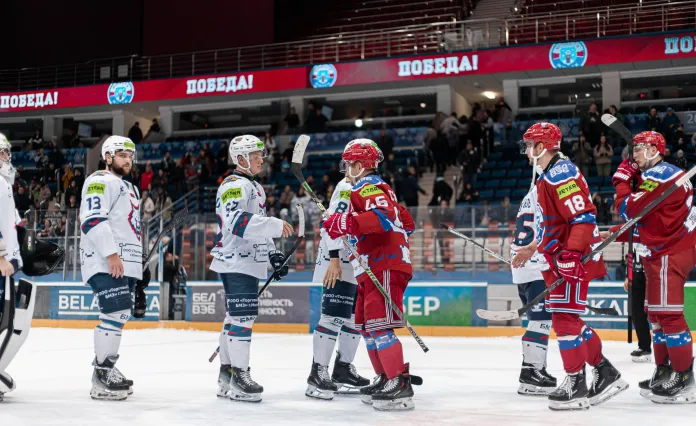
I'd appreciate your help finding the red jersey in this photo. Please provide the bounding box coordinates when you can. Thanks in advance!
[612,161,696,258]
[348,174,415,278]
[535,157,606,280]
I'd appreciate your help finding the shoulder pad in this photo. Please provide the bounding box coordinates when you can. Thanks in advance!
[543,160,579,185]
[221,175,239,185]
[352,174,386,192]
[643,163,682,183]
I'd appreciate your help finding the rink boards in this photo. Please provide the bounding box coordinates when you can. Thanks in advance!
[25,281,696,336]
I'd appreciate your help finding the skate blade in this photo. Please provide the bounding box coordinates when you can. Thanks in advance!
[548,397,590,411]
[360,394,374,405]
[228,391,262,403]
[216,386,230,398]
[518,383,555,396]
[90,387,128,401]
[649,389,696,405]
[336,388,362,395]
[639,388,652,399]
[372,397,415,411]
[589,379,629,406]
[305,384,335,401]
[632,355,653,363]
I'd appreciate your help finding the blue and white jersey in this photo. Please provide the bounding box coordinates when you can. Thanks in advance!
[511,186,546,284]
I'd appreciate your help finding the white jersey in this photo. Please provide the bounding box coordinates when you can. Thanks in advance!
[511,186,545,284]
[79,170,143,284]
[313,178,356,284]
[0,175,22,268]
[210,172,283,280]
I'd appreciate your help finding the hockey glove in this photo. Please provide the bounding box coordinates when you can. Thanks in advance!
[556,250,586,285]
[322,212,356,240]
[269,250,289,281]
[133,268,151,319]
[612,159,639,187]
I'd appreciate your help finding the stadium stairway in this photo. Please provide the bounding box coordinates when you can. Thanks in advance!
[464,0,518,47]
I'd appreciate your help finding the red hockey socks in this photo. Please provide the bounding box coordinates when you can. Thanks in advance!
[370,329,405,379]
[651,328,669,365]
[581,326,603,366]
[361,330,384,375]
[660,315,693,372]
[557,334,587,374]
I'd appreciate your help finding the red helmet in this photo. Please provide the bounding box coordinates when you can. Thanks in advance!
[523,122,562,151]
[341,139,384,170]
[633,131,666,155]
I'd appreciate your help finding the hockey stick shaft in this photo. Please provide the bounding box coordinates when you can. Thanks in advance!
[440,223,510,263]
[142,208,189,272]
[291,135,429,353]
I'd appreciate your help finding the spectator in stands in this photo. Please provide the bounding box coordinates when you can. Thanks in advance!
[14,186,31,213]
[66,194,79,211]
[381,152,397,180]
[675,149,688,171]
[605,105,625,147]
[45,162,57,183]
[126,165,140,188]
[663,148,674,165]
[66,179,80,205]
[61,166,74,191]
[266,193,280,219]
[216,141,229,173]
[161,152,175,174]
[440,112,464,165]
[322,185,335,209]
[148,118,161,135]
[674,124,687,152]
[593,193,610,225]
[162,192,173,221]
[171,159,186,196]
[459,141,480,184]
[292,186,318,225]
[128,122,143,144]
[399,165,427,207]
[494,98,512,124]
[423,126,437,173]
[279,185,294,210]
[39,180,52,205]
[282,141,294,170]
[28,129,43,150]
[198,148,213,183]
[573,134,593,177]
[318,174,332,201]
[36,148,49,170]
[141,163,154,192]
[141,190,156,221]
[377,129,394,160]
[428,174,453,206]
[581,103,602,147]
[479,200,492,226]
[646,107,661,133]
[594,135,613,177]
[663,107,681,145]
[284,107,300,133]
[328,164,343,187]
[72,168,84,189]
[305,105,328,133]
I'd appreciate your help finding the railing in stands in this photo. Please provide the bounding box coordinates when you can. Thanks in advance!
[1,0,695,92]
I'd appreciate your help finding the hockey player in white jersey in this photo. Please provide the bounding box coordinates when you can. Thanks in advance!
[80,136,150,401]
[306,173,370,400]
[510,185,557,396]
[211,135,294,403]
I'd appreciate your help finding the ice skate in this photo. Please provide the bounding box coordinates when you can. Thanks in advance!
[217,364,232,398]
[228,367,263,403]
[93,356,133,395]
[331,353,369,395]
[630,348,652,363]
[360,373,387,405]
[90,356,130,401]
[372,365,415,412]
[518,362,557,396]
[650,363,696,405]
[639,363,672,398]
[588,357,629,406]
[548,369,590,411]
[306,362,338,400]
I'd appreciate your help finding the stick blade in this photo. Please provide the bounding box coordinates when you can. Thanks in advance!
[295,203,306,237]
[476,308,520,321]
[600,113,617,127]
[291,135,310,165]
[439,223,450,230]
[590,307,619,316]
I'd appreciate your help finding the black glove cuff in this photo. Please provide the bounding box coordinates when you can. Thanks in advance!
[329,250,340,259]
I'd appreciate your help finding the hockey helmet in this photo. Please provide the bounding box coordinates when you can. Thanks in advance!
[633,131,666,155]
[340,139,384,171]
[16,226,65,277]
[523,122,562,152]
[228,135,265,171]
[101,135,136,163]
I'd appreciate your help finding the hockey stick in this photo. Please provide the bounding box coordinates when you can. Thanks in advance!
[441,223,618,317]
[291,134,429,353]
[208,205,306,363]
[142,208,189,272]
[477,164,696,321]
[601,113,636,343]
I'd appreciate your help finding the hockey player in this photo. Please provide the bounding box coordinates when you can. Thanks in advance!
[80,136,150,401]
[306,167,370,400]
[522,123,627,411]
[609,131,696,403]
[510,183,557,396]
[211,135,294,403]
[322,139,417,411]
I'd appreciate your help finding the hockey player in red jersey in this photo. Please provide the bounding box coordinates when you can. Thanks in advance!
[522,123,628,411]
[609,131,696,403]
[322,139,417,411]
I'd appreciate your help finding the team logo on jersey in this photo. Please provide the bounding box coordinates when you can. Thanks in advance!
[107,82,135,104]
[549,42,587,69]
[128,201,141,241]
[535,202,545,245]
[310,64,338,88]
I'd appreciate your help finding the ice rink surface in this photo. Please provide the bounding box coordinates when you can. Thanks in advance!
[2,328,693,426]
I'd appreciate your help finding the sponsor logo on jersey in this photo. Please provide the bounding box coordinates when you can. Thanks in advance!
[86,183,105,195]
[556,181,580,199]
[339,190,351,200]
[359,184,384,198]
[310,64,337,88]
[549,41,587,69]
[221,187,243,203]
[107,82,135,104]
[639,179,659,192]
[549,163,571,178]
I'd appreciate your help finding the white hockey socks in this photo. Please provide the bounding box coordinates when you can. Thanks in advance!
[224,316,254,369]
[313,314,341,366]
[337,314,361,364]
[94,310,130,364]
[522,320,552,369]
[219,323,232,365]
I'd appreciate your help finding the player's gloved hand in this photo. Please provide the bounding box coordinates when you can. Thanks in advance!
[612,159,639,187]
[269,250,288,281]
[322,212,356,240]
[556,250,586,285]
[133,268,151,319]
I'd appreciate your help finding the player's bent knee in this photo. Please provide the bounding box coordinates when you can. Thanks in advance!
[98,309,131,331]
[317,314,344,333]
[88,274,134,314]
[551,312,583,336]
[224,315,256,338]
[657,313,688,334]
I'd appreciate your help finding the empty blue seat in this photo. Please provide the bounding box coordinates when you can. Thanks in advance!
[494,189,511,200]
[477,170,491,180]
[500,179,516,188]
[482,162,496,170]
[490,169,506,179]
[488,152,503,161]
[511,188,527,200]
[586,177,602,187]
[507,169,522,179]
[485,180,501,189]
[479,190,494,200]
[473,181,485,190]
[498,161,512,169]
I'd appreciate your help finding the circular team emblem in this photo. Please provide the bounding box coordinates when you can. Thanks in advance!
[310,64,338,89]
[549,42,588,69]
[107,82,135,104]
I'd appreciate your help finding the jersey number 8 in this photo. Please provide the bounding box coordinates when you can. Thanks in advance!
[563,195,586,214]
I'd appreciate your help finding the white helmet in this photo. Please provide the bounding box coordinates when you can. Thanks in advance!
[101,135,136,163]
[228,134,265,175]
[0,132,14,184]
